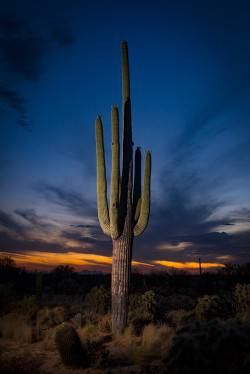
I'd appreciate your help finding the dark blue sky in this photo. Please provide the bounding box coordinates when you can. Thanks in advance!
[0,0,249,272]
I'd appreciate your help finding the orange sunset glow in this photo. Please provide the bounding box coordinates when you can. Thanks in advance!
[0,251,154,272]
[154,260,225,269]
[0,251,226,272]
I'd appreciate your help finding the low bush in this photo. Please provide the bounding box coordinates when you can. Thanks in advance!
[0,313,34,343]
[128,291,157,333]
[129,323,174,368]
[163,319,250,374]
[233,283,250,318]
[36,306,66,329]
[165,309,195,328]
[84,285,111,315]
[195,294,232,321]
[78,324,109,367]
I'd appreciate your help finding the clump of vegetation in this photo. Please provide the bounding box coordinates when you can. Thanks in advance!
[78,324,109,367]
[36,306,66,329]
[56,278,82,295]
[84,285,111,323]
[165,309,195,328]
[0,313,34,343]
[129,324,174,368]
[195,294,232,321]
[233,283,250,319]
[163,319,250,374]
[0,282,14,314]
[128,291,157,333]
[70,312,85,329]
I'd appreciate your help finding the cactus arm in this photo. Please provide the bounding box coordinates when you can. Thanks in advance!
[110,105,120,239]
[133,151,151,237]
[95,116,111,236]
[122,40,130,103]
[119,40,133,224]
[134,198,142,222]
[132,146,142,222]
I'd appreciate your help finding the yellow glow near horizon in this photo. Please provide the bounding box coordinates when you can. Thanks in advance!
[0,251,153,269]
[154,260,225,269]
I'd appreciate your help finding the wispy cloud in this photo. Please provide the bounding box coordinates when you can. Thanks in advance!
[0,14,76,130]
[34,182,97,217]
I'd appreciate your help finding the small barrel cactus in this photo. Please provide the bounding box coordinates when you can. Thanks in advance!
[54,323,90,367]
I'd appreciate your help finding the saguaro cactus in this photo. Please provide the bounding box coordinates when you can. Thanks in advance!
[95,41,151,335]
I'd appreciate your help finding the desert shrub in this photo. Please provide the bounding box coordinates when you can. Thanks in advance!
[71,312,85,329]
[165,294,197,311]
[195,294,232,321]
[97,312,112,333]
[69,303,85,315]
[84,285,111,315]
[233,283,250,316]
[165,309,195,329]
[0,313,33,343]
[128,291,157,333]
[0,282,14,314]
[56,278,81,295]
[163,319,250,374]
[111,324,137,353]
[41,328,56,350]
[36,306,66,329]
[17,295,39,321]
[129,323,174,368]
[42,294,83,307]
[78,324,109,367]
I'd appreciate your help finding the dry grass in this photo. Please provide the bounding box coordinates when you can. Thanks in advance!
[109,323,174,369]
[0,313,34,344]
[129,323,174,367]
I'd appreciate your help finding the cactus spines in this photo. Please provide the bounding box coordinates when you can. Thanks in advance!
[55,323,89,367]
[95,41,151,335]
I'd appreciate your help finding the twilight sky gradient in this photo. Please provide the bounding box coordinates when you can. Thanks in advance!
[0,0,250,273]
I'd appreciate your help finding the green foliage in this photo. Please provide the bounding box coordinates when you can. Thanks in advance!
[56,278,81,295]
[234,283,250,316]
[36,306,66,329]
[128,291,157,333]
[17,295,39,320]
[165,309,195,329]
[163,319,250,374]
[195,294,232,321]
[78,324,109,368]
[84,285,111,315]
[54,323,90,368]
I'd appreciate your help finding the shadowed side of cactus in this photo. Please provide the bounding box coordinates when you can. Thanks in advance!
[54,323,90,367]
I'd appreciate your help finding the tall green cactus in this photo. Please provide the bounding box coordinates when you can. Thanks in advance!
[95,41,151,335]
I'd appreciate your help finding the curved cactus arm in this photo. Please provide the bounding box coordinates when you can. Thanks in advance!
[110,105,120,239]
[133,151,151,237]
[134,198,141,222]
[95,116,111,236]
[133,146,141,222]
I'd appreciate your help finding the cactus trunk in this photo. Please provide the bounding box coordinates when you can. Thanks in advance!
[95,41,151,335]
